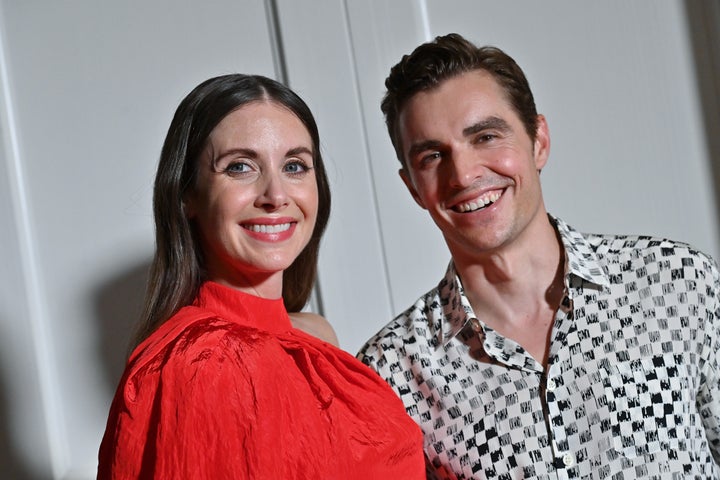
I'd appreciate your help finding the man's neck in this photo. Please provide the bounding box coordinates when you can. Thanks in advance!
[452,214,565,365]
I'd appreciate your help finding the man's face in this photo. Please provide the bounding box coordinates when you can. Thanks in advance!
[397,70,550,264]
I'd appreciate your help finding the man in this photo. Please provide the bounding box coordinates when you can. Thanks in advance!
[358,33,720,479]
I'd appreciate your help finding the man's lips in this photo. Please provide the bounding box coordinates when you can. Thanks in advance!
[451,188,504,213]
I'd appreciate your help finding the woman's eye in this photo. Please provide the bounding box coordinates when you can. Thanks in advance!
[224,161,251,175]
[283,160,311,175]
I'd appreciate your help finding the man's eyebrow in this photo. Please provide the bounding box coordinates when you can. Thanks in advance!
[405,117,512,159]
[462,116,511,137]
[407,140,443,159]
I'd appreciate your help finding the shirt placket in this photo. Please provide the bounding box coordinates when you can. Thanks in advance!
[475,319,565,477]
[543,288,583,480]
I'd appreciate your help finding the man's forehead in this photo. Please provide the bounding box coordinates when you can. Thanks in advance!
[399,73,512,135]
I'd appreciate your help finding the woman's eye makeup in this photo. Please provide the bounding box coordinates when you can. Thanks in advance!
[224,161,251,174]
[212,154,313,178]
[283,159,312,175]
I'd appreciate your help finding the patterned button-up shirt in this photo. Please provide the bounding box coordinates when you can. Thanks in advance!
[358,216,720,479]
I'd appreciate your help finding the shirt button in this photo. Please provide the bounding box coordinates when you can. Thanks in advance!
[470,318,482,333]
[562,453,575,467]
[547,379,557,392]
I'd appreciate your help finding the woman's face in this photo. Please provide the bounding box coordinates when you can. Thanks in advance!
[186,101,318,296]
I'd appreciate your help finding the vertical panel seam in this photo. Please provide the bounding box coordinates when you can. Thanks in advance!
[265,0,325,315]
[264,0,326,314]
[418,0,432,41]
[341,0,397,315]
[264,0,289,84]
[0,3,68,477]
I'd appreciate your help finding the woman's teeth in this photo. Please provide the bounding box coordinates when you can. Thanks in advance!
[244,223,291,233]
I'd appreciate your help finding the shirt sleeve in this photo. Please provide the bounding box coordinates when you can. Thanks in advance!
[356,341,376,369]
[698,255,720,464]
[356,332,393,379]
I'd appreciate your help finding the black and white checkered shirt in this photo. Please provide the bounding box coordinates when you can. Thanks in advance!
[358,216,720,479]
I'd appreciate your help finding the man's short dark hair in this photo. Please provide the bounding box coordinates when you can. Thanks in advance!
[381,33,539,167]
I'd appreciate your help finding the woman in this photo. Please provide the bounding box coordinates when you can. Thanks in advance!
[98,74,425,479]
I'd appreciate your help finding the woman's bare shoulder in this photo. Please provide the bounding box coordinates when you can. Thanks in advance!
[288,312,339,347]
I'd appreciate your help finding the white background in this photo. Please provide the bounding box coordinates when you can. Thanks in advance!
[1,1,718,478]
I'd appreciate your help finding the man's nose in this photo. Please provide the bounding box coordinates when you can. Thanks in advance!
[447,149,484,188]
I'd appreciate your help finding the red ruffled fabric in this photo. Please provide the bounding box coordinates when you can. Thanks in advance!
[98,281,424,479]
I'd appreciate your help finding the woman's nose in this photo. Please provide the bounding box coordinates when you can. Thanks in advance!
[255,173,289,210]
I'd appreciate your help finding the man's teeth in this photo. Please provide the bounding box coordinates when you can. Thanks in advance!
[245,223,291,233]
[455,192,501,212]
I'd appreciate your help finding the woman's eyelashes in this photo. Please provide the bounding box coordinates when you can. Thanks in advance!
[283,158,313,176]
[215,157,313,178]
[224,160,253,176]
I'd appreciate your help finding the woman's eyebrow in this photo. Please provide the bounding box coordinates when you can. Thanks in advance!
[286,146,313,157]
[215,148,257,161]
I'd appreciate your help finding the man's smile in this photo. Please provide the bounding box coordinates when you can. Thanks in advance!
[451,189,503,213]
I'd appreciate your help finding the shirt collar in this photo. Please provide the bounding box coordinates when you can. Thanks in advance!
[438,215,611,346]
[437,262,476,345]
[551,215,610,290]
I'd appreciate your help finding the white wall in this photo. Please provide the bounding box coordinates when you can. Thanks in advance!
[0,1,278,477]
[0,1,716,478]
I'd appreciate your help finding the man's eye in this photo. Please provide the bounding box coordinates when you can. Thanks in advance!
[476,133,497,143]
[421,152,441,165]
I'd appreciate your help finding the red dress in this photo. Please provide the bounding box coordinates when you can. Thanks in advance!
[98,281,425,479]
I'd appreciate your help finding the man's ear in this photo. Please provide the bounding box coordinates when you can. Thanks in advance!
[399,168,427,210]
[533,114,551,172]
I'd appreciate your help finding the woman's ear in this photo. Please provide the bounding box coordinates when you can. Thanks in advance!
[183,193,197,219]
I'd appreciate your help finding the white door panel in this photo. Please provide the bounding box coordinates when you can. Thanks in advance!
[0,1,276,477]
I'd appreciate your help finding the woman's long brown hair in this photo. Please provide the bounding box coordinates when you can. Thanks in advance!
[131,74,331,350]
